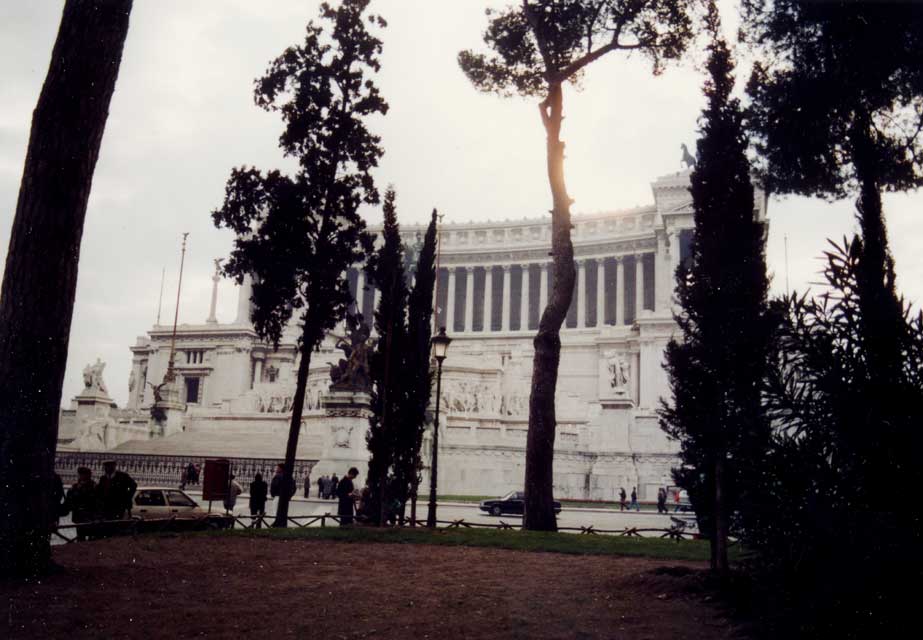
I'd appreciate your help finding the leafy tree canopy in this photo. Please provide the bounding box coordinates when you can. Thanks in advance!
[214,0,387,348]
[459,0,696,97]
[743,0,923,198]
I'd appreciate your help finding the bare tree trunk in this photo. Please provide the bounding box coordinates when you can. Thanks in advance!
[714,453,729,573]
[523,83,575,532]
[273,325,317,527]
[0,0,132,578]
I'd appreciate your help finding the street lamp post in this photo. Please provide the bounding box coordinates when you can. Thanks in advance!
[426,327,451,528]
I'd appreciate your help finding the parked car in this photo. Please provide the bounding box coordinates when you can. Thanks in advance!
[479,491,562,517]
[132,487,210,520]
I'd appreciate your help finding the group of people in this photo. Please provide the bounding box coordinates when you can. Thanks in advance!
[61,461,138,539]
[618,487,641,512]
[242,465,360,527]
[616,486,684,513]
[656,487,677,514]
[314,474,340,500]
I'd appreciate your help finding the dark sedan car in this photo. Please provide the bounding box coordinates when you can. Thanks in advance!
[479,491,562,517]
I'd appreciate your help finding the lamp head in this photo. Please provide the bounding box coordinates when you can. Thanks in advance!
[431,326,451,362]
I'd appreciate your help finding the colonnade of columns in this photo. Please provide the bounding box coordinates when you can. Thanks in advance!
[349,252,655,334]
[435,254,654,334]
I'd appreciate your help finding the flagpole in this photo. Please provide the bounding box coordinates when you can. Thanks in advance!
[165,233,189,383]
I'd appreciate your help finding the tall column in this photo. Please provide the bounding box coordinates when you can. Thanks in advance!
[576,260,586,328]
[446,267,456,332]
[464,266,474,333]
[373,286,381,314]
[520,264,530,330]
[596,259,605,327]
[484,266,493,332]
[501,265,511,331]
[635,253,645,317]
[615,257,625,326]
[207,262,220,324]
[235,274,253,325]
[253,358,264,388]
[669,230,681,314]
[355,269,366,318]
[539,263,548,314]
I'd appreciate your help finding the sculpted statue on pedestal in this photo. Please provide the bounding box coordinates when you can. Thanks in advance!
[82,358,109,394]
[329,313,374,393]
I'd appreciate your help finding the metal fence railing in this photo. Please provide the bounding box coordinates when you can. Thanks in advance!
[52,512,699,544]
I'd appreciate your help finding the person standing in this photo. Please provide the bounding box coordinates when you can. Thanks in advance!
[66,467,98,541]
[673,489,682,513]
[249,473,268,526]
[224,475,243,515]
[630,486,640,512]
[330,473,339,500]
[304,472,311,499]
[97,460,137,520]
[317,475,325,500]
[619,487,627,512]
[337,468,359,526]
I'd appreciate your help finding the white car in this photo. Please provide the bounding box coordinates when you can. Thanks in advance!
[132,487,209,520]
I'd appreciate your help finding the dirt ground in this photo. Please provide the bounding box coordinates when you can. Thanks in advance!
[2,536,743,639]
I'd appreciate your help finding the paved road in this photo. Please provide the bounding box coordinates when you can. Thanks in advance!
[189,493,694,536]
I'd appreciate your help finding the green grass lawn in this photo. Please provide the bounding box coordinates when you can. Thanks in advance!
[216,524,727,563]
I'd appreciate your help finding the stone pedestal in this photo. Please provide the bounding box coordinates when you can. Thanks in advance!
[312,389,371,479]
[74,388,117,423]
[70,388,118,450]
[153,381,185,438]
[594,395,634,451]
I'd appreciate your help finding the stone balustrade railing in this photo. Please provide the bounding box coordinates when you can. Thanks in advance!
[55,451,317,488]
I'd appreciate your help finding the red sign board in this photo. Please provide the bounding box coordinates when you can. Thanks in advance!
[202,459,230,501]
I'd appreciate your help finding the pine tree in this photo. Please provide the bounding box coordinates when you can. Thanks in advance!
[365,188,409,524]
[743,0,923,388]
[0,0,132,578]
[660,9,771,573]
[460,0,698,532]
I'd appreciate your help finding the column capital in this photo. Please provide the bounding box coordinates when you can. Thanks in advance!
[501,264,512,272]
[446,265,457,273]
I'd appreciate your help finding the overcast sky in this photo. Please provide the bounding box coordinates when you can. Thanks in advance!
[1,1,921,408]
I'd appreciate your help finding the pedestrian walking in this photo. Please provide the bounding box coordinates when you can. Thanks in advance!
[97,460,137,520]
[619,487,627,512]
[249,472,269,526]
[657,487,667,514]
[337,468,359,526]
[304,472,311,499]
[330,474,339,500]
[630,486,640,512]
[66,467,98,541]
[224,474,243,514]
[673,489,682,512]
[317,475,324,500]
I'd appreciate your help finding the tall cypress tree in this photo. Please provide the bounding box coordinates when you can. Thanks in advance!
[660,8,771,573]
[365,188,409,523]
[395,209,438,521]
